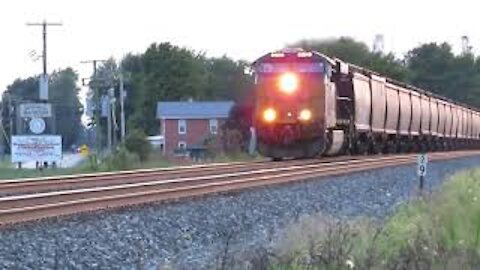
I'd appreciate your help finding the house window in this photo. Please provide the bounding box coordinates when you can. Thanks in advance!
[178,141,187,151]
[178,119,187,134]
[209,119,218,134]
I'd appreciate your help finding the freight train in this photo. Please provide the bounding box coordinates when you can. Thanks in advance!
[252,48,480,160]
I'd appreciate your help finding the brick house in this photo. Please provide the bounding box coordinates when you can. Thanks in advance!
[156,101,234,155]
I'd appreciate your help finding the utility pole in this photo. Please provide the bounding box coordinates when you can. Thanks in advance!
[107,88,114,153]
[119,74,126,142]
[8,94,13,139]
[81,59,108,155]
[26,20,62,100]
[27,20,62,168]
[461,36,472,55]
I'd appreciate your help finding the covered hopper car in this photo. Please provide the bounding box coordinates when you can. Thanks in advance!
[252,49,480,160]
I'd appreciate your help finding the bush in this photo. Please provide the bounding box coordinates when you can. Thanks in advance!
[125,129,151,162]
[105,146,140,170]
[221,128,245,154]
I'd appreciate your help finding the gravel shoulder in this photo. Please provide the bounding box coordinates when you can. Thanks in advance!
[0,155,479,269]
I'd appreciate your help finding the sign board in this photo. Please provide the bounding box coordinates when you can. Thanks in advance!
[79,144,89,156]
[19,103,52,118]
[39,74,49,100]
[29,118,46,134]
[11,135,62,163]
[417,154,428,177]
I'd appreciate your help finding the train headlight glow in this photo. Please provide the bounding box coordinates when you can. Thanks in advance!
[299,109,312,121]
[263,108,277,123]
[278,72,298,94]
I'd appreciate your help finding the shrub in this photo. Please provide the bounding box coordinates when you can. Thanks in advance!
[221,128,245,154]
[125,129,151,162]
[105,146,140,170]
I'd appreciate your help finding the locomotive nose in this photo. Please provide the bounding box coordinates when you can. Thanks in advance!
[281,125,295,144]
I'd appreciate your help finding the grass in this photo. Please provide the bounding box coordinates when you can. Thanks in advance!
[288,169,480,269]
[0,151,262,181]
[378,169,480,258]
[212,168,480,270]
[0,155,99,180]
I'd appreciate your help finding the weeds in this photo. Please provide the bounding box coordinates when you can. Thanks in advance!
[209,169,480,270]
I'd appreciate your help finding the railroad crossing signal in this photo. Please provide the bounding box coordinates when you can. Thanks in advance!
[417,154,428,177]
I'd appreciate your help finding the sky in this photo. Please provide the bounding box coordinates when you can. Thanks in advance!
[0,0,478,101]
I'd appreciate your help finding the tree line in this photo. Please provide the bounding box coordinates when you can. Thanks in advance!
[2,37,480,151]
[294,37,480,107]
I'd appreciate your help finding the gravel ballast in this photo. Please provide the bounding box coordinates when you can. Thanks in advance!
[0,156,479,269]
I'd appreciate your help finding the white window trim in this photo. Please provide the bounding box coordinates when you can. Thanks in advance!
[178,119,187,134]
[209,119,218,135]
[178,141,187,150]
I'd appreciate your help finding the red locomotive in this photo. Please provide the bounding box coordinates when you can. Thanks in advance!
[252,48,480,160]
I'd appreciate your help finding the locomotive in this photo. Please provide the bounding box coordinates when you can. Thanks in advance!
[252,48,480,160]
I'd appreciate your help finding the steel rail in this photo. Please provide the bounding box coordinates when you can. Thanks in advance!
[0,150,478,226]
[0,154,411,210]
[0,156,362,195]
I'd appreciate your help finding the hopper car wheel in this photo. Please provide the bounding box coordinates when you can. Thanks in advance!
[370,140,383,155]
[389,142,399,154]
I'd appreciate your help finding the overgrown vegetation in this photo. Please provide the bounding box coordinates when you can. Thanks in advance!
[212,169,480,270]
[124,129,152,162]
[0,146,261,181]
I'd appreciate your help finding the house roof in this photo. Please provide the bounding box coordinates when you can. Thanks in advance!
[156,101,235,119]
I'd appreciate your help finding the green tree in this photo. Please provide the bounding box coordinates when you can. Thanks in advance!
[124,129,151,161]
[204,56,254,101]
[121,43,253,135]
[364,53,409,81]
[405,42,480,106]
[49,68,84,147]
[125,43,209,134]
[1,68,84,148]
[291,37,409,81]
[1,77,38,140]
[294,37,371,65]
[405,43,455,95]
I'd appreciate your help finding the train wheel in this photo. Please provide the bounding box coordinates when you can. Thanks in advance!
[353,141,368,155]
[385,140,398,154]
[370,139,383,155]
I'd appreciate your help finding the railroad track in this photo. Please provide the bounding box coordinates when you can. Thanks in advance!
[0,150,478,226]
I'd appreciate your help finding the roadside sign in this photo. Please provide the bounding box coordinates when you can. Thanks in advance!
[19,103,52,118]
[79,144,89,156]
[11,135,62,163]
[29,118,46,134]
[417,154,428,177]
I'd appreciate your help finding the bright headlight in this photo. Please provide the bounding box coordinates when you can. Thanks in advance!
[278,72,298,94]
[299,109,312,121]
[263,108,277,123]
